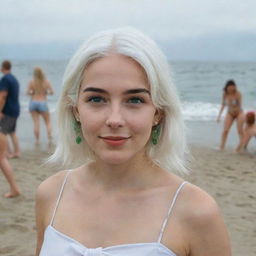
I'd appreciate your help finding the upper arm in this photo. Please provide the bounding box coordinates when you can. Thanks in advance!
[26,81,34,95]
[46,81,54,94]
[185,186,232,256]
[237,92,242,105]
[35,171,66,256]
[35,182,48,256]
[0,90,8,98]
[0,78,8,97]
[221,94,226,107]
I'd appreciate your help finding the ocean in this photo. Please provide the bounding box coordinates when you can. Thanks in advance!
[3,60,256,150]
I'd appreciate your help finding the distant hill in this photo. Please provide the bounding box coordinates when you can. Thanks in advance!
[1,31,255,61]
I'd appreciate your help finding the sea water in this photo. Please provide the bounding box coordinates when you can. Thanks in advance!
[2,60,256,150]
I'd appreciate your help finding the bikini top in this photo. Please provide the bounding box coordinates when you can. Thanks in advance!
[39,170,188,256]
[224,98,239,106]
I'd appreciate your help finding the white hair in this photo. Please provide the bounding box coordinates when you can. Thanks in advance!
[49,27,189,175]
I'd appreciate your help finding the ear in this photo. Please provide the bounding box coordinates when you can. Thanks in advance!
[153,109,164,125]
[72,105,80,122]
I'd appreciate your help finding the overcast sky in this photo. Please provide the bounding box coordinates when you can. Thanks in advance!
[1,0,256,60]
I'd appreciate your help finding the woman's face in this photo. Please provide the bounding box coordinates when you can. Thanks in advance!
[226,84,236,94]
[75,54,159,165]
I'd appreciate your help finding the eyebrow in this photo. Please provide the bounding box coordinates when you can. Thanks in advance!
[83,87,150,95]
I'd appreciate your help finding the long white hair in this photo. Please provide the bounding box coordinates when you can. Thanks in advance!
[49,27,189,175]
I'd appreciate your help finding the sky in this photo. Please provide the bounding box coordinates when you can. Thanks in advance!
[0,0,256,61]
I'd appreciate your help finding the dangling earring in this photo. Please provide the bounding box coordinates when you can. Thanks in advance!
[73,120,82,144]
[151,124,161,145]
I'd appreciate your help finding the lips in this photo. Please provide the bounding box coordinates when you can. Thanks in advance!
[99,136,130,146]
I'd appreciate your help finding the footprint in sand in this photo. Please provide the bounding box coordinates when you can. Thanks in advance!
[0,245,18,254]
[15,216,27,224]
[7,223,29,232]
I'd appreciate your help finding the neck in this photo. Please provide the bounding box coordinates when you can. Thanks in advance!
[86,151,161,192]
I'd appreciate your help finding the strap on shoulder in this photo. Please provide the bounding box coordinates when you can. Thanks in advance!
[49,170,72,226]
[157,181,188,243]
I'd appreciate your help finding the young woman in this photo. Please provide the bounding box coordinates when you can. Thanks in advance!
[35,28,231,256]
[236,111,256,152]
[26,67,54,144]
[217,80,244,150]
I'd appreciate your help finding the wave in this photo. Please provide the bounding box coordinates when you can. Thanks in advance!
[182,101,220,121]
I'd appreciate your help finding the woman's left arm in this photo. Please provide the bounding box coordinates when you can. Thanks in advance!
[186,187,232,256]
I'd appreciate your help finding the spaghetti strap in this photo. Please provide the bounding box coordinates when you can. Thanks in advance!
[157,181,188,243]
[49,170,72,226]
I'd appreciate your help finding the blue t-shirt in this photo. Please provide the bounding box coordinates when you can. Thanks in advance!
[0,73,20,117]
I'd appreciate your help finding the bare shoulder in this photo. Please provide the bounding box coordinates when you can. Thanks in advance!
[36,170,68,201]
[179,183,231,256]
[237,91,242,97]
[45,80,53,88]
[28,80,34,87]
[35,170,69,226]
[182,183,220,220]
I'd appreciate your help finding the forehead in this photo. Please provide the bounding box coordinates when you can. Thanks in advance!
[81,54,149,91]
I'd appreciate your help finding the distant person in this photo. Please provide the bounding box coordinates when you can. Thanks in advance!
[217,80,244,150]
[26,67,54,144]
[0,60,21,197]
[0,60,21,158]
[236,111,256,153]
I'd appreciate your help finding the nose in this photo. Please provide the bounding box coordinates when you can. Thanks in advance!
[105,104,125,129]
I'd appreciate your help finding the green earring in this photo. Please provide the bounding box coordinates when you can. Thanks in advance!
[73,120,82,144]
[151,124,161,145]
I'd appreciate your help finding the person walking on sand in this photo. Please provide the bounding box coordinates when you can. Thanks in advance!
[217,80,244,150]
[0,60,21,198]
[35,28,231,256]
[0,60,21,158]
[236,111,256,153]
[26,67,54,144]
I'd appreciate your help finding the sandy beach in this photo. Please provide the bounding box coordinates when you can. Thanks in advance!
[0,144,255,256]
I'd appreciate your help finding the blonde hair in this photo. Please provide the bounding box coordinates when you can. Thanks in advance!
[32,67,47,94]
[49,27,189,175]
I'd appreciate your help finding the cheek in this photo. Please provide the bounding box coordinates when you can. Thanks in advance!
[78,108,106,134]
[127,109,155,135]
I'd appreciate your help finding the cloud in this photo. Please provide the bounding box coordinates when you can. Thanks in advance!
[1,0,256,43]
[0,0,255,60]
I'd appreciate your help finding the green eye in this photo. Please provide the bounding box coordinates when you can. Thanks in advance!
[128,97,144,104]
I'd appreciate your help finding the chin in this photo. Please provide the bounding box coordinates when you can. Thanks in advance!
[98,150,137,165]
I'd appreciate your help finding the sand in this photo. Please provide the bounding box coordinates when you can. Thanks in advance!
[0,144,255,256]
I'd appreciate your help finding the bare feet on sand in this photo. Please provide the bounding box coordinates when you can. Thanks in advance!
[4,190,21,198]
[8,153,21,159]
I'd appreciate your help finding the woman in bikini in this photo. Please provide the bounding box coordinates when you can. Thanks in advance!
[35,28,231,256]
[26,67,54,144]
[217,80,244,150]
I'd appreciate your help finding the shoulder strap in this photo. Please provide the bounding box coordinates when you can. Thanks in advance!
[157,181,188,243]
[50,170,72,226]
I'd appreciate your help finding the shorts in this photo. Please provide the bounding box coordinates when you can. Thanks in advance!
[0,115,18,134]
[29,101,48,112]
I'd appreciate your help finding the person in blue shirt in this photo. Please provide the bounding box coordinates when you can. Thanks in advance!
[0,60,21,198]
[0,60,21,158]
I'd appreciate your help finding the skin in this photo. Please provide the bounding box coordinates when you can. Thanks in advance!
[26,79,54,143]
[0,66,21,197]
[36,54,231,256]
[236,121,256,153]
[217,85,244,150]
